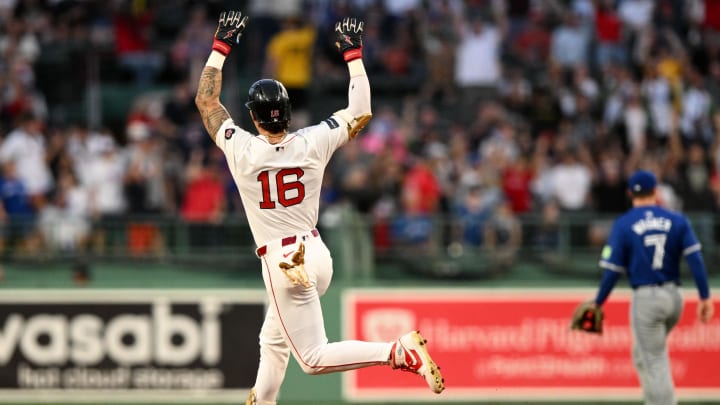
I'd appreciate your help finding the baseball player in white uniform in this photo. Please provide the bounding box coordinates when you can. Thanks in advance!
[194,11,445,405]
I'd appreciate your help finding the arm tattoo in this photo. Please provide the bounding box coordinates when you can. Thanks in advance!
[196,66,231,141]
[203,106,231,141]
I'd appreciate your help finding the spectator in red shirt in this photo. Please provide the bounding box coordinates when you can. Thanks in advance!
[112,2,163,86]
[180,151,226,251]
[401,157,442,215]
[511,14,551,68]
[703,0,720,32]
[391,157,442,249]
[180,154,225,223]
[501,153,534,214]
[595,0,626,68]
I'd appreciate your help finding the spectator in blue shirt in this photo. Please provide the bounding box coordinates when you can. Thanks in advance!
[0,162,36,255]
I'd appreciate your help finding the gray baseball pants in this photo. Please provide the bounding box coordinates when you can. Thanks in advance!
[631,282,683,405]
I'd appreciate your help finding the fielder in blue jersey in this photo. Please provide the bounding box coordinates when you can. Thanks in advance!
[591,170,714,405]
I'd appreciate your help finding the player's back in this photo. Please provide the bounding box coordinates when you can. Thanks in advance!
[217,118,348,246]
[614,205,697,287]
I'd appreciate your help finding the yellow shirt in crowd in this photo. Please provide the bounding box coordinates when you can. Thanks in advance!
[266,26,317,89]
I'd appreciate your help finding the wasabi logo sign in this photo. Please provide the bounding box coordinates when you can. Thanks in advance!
[0,290,265,401]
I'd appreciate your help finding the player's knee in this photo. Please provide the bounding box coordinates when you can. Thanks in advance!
[297,350,327,375]
[300,365,319,375]
[298,362,325,375]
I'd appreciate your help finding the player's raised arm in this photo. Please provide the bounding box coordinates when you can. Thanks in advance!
[195,10,248,141]
[333,17,372,139]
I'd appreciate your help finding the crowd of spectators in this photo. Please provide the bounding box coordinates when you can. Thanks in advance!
[2,0,720,265]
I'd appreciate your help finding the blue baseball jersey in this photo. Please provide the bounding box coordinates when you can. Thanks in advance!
[599,206,701,287]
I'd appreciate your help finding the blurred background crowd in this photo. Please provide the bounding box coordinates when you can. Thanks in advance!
[2,0,720,269]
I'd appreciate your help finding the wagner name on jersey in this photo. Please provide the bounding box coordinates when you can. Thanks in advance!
[599,206,701,288]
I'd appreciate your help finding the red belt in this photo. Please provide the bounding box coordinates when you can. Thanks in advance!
[256,229,319,257]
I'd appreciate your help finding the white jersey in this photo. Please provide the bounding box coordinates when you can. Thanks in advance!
[215,115,350,246]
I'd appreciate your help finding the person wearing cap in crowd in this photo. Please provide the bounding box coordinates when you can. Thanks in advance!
[587,169,714,405]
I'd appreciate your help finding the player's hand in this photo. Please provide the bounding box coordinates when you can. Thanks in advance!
[698,298,714,323]
[335,17,364,62]
[212,10,249,56]
[570,300,603,334]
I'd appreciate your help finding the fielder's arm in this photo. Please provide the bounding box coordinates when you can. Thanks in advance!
[195,11,248,142]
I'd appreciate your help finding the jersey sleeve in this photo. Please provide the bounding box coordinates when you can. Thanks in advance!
[681,216,702,256]
[310,115,351,165]
[599,220,627,273]
[213,118,253,170]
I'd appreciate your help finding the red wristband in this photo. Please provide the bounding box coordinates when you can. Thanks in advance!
[343,48,362,62]
[212,39,231,56]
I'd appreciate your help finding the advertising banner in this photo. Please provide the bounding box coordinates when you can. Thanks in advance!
[343,289,720,402]
[0,289,265,403]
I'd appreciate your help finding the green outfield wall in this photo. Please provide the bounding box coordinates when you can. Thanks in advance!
[0,262,718,404]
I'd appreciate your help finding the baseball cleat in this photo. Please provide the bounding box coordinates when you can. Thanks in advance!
[390,330,445,393]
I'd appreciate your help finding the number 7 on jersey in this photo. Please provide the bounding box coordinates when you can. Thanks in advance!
[643,233,667,270]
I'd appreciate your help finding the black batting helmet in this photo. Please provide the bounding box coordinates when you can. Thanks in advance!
[245,79,291,134]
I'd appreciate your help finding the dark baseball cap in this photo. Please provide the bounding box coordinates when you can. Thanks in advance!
[628,170,657,194]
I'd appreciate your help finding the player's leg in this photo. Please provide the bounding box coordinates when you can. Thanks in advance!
[631,287,677,405]
[261,238,390,373]
[631,342,650,397]
[664,285,683,334]
[250,307,291,405]
[260,235,444,393]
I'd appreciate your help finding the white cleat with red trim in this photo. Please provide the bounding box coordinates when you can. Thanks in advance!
[390,330,445,394]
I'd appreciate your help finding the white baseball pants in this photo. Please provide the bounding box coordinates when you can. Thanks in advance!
[252,230,392,403]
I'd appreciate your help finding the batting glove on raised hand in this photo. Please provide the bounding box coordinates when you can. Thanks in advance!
[212,10,248,56]
[335,17,364,62]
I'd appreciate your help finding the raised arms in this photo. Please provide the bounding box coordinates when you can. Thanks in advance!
[195,11,248,141]
[333,17,372,139]
[195,67,230,141]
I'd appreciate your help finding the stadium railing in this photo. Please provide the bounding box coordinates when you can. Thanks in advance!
[2,208,717,282]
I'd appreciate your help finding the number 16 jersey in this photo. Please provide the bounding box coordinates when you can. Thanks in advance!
[215,116,349,247]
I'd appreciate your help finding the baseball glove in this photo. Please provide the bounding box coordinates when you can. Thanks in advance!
[570,301,604,334]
